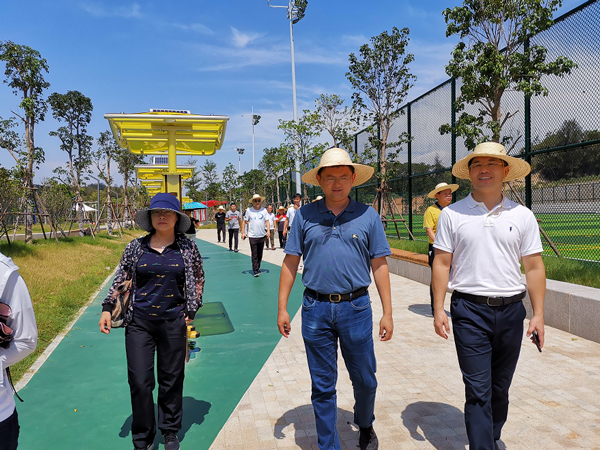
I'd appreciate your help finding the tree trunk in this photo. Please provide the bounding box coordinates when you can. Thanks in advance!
[276,176,281,205]
[24,116,35,244]
[76,190,85,237]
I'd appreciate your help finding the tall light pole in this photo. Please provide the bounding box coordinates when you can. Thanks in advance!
[242,108,260,170]
[237,148,245,175]
[268,0,307,195]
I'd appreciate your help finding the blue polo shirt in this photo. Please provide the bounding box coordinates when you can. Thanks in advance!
[134,236,186,320]
[284,198,391,294]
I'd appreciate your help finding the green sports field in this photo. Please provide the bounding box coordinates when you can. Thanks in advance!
[384,213,600,263]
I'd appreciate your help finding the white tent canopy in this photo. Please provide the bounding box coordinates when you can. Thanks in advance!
[72,203,97,212]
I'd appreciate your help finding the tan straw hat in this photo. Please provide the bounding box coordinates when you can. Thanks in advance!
[427,182,459,199]
[249,194,265,203]
[277,205,286,211]
[217,205,225,210]
[452,142,531,182]
[302,148,374,187]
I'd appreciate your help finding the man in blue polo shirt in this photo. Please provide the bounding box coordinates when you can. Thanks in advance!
[277,148,393,450]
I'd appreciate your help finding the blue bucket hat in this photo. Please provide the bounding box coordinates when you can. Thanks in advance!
[134,193,191,234]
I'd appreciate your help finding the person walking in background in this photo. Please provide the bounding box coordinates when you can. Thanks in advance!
[423,182,458,314]
[225,203,242,252]
[275,205,287,249]
[0,252,37,450]
[99,193,205,450]
[283,193,301,239]
[215,205,226,243]
[432,142,546,450]
[265,204,276,250]
[241,194,271,277]
[277,148,393,450]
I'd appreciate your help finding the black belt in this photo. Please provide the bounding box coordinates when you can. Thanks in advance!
[452,290,526,307]
[305,286,369,303]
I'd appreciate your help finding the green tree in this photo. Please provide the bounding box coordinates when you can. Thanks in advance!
[221,162,239,203]
[183,157,203,202]
[314,94,358,149]
[38,178,72,236]
[346,27,416,196]
[0,41,50,243]
[238,169,266,205]
[199,159,218,189]
[95,131,120,235]
[113,143,144,227]
[48,90,94,237]
[279,110,327,199]
[439,0,576,150]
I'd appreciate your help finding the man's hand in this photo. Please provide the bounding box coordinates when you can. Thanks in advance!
[379,314,393,341]
[277,310,291,337]
[433,309,450,339]
[99,311,112,334]
[526,315,545,349]
[282,228,288,237]
[184,315,193,326]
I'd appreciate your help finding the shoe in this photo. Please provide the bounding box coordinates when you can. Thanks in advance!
[134,444,154,450]
[359,426,378,450]
[253,271,259,277]
[229,248,233,252]
[234,249,239,252]
[163,432,180,450]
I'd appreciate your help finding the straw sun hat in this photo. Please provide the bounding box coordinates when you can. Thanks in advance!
[452,142,531,182]
[428,182,459,199]
[134,193,191,234]
[249,194,265,203]
[302,148,374,187]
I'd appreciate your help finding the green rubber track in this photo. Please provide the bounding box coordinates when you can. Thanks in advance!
[16,238,304,449]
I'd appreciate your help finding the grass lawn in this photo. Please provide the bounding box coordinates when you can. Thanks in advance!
[387,237,600,289]
[0,230,139,381]
[385,212,600,263]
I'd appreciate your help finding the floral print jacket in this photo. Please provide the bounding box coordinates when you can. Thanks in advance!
[102,235,205,326]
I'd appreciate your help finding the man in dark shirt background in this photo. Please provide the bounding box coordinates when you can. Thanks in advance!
[215,205,226,243]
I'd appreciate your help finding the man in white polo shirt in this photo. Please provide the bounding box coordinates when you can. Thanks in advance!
[432,142,546,450]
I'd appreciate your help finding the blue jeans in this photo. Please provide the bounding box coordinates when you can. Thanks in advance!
[451,295,526,450]
[301,291,377,450]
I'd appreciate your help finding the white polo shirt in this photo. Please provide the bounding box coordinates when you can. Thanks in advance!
[286,206,299,227]
[434,193,543,297]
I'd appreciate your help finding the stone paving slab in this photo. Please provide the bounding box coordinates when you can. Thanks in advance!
[197,229,600,450]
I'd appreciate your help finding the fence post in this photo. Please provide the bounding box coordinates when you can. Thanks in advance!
[524,38,532,209]
[407,103,413,238]
[451,78,457,202]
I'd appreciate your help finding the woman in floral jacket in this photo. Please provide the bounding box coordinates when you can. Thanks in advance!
[99,193,204,450]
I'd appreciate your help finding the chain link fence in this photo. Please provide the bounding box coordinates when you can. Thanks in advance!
[281,0,600,263]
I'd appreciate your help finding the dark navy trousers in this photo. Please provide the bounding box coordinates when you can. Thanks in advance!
[451,294,526,450]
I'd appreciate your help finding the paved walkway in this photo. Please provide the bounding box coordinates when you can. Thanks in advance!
[199,229,600,450]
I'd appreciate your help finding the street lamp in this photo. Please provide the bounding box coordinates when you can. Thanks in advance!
[242,108,261,170]
[268,0,307,195]
[237,148,245,175]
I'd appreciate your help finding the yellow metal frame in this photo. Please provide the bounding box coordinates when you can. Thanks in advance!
[135,164,195,181]
[105,111,229,174]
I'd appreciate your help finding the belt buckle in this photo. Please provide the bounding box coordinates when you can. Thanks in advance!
[486,296,502,307]
[329,294,341,303]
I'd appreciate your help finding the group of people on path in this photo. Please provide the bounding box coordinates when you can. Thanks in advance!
[0,141,545,450]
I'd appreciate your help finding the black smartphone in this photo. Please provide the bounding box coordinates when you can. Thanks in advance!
[532,331,542,353]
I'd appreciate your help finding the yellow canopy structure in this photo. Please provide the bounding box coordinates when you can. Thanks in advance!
[135,164,195,181]
[105,110,228,173]
[105,109,227,202]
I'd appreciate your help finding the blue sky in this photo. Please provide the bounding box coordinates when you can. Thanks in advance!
[0,0,583,186]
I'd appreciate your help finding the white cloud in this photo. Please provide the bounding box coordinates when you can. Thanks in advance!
[231,27,264,48]
[80,2,142,19]
[169,22,213,35]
